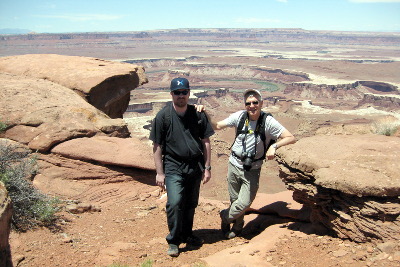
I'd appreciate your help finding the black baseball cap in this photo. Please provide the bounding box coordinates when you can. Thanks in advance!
[170,77,190,91]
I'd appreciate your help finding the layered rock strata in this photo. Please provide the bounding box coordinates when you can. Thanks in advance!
[0,54,148,118]
[276,134,400,242]
[0,72,131,152]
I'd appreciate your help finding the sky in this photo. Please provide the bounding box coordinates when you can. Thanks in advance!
[0,0,400,34]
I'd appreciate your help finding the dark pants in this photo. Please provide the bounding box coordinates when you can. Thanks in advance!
[165,161,202,245]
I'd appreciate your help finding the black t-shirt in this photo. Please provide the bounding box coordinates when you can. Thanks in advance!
[149,103,214,161]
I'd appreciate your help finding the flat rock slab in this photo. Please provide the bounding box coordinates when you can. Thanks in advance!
[277,134,400,242]
[0,54,146,94]
[0,72,129,152]
[277,134,400,197]
[0,54,147,118]
[51,136,154,170]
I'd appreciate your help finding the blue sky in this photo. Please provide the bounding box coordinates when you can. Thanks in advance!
[0,0,399,33]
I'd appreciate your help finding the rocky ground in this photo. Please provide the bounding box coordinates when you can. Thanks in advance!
[9,175,399,267]
[8,89,400,267]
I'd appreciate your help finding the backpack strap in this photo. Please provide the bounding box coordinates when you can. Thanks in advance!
[231,111,275,161]
[162,103,203,155]
[161,103,172,155]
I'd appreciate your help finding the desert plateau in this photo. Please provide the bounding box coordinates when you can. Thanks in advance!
[0,28,399,267]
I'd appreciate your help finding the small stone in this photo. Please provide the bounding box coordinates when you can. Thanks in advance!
[367,246,374,253]
[332,249,348,257]
[265,257,273,262]
[377,241,397,254]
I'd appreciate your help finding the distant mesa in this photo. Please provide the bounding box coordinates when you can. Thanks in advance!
[0,28,32,35]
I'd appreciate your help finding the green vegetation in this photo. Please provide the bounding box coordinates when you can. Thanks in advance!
[0,120,7,132]
[191,262,208,267]
[0,123,60,231]
[140,259,153,267]
[103,259,153,267]
[372,119,400,136]
[214,79,284,93]
[254,81,283,92]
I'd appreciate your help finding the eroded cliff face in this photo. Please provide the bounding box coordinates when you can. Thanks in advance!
[0,72,130,152]
[276,134,400,242]
[0,54,148,118]
[0,54,153,196]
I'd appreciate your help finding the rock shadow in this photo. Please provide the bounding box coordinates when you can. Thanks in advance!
[241,201,312,240]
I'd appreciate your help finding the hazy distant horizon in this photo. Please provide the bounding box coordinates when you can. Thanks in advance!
[1,0,400,34]
[1,26,400,36]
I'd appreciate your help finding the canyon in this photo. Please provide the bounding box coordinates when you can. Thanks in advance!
[0,28,399,266]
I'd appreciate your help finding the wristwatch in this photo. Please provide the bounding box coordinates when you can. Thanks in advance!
[272,143,278,149]
[205,166,212,171]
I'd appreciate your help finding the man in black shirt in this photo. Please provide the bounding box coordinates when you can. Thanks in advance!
[149,77,214,257]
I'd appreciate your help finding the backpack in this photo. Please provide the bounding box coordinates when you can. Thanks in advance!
[233,111,276,161]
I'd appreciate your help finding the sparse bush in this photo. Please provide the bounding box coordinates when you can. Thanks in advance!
[0,120,7,132]
[372,117,400,136]
[140,259,153,267]
[0,139,60,231]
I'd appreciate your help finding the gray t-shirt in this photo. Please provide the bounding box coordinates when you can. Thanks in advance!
[222,110,285,169]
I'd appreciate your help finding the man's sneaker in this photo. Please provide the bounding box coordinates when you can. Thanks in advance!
[226,221,244,239]
[219,210,230,235]
[185,235,204,247]
[167,244,179,257]
[225,228,242,239]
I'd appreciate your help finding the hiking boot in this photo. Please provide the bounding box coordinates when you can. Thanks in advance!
[185,235,204,247]
[167,244,179,257]
[225,229,242,239]
[219,210,230,235]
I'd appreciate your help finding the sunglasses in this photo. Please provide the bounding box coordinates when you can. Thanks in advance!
[173,90,190,96]
[245,101,259,106]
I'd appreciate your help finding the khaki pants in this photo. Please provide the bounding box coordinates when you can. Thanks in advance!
[225,161,261,228]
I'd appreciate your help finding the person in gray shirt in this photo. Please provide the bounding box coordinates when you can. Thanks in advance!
[210,89,296,239]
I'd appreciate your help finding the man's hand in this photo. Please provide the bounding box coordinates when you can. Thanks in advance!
[194,104,205,112]
[266,146,276,160]
[202,169,211,184]
[156,173,166,190]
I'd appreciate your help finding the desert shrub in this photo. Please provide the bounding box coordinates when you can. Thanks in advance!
[140,259,153,267]
[0,120,7,132]
[372,118,400,136]
[0,140,60,231]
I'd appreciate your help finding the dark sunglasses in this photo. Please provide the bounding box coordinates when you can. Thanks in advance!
[245,101,259,106]
[173,90,190,96]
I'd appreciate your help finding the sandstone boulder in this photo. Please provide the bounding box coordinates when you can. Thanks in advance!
[0,54,148,118]
[0,72,129,152]
[50,136,154,170]
[276,134,400,242]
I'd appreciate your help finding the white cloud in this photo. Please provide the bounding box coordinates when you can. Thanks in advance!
[349,0,400,2]
[235,18,281,24]
[36,14,124,22]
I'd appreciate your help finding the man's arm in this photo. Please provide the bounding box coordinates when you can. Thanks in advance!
[204,111,228,130]
[195,104,228,130]
[201,137,212,184]
[153,143,166,189]
[266,129,296,160]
